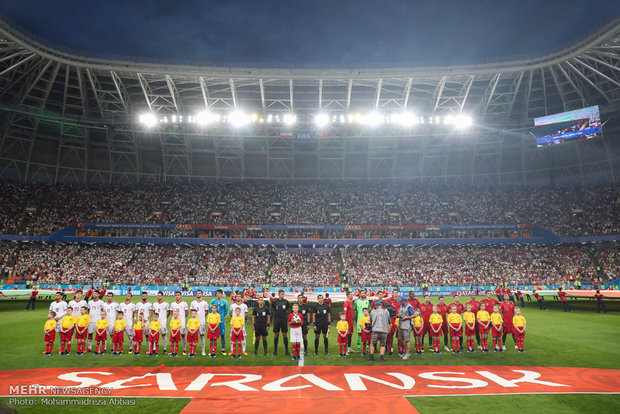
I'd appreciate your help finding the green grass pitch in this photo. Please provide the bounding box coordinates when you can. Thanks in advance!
[1,295,619,413]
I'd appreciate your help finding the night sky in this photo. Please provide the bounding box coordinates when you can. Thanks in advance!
[1,0,620,66]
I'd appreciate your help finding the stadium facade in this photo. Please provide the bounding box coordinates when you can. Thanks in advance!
[0,18,620,186]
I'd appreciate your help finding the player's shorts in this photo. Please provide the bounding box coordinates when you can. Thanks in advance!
[491,324,503,337]
[133,330,143,343]
[301,324,309,335]
[413,326,424,338]
[159,325,168,335]
[273,317,288,333]
[187,331,198,344]
[337,330,348,344]
[398,327,412,341]
[178,326,186,335]
[231,330,244,342]
[112,331,124,344]
[198,322,206,336]
[360,330,371,343]
[478,323,490,334]
[219,321,226,336]
[441,323,448,335]
[347,319,354,335]
[314,322,329,335]
[44,331,56,342]
[207,323,220,340]
[389,320,397,334]
[148,331,160,343]
[430,323,442,336]
[87,322,97,335]
[254,324,268,337]
[124,323,133,336]
[371,332,387,347]
[95,332,107,342]
[503,322,513,333]
[75,328,88,340]
[60,329,74,342]
[465,324,476,336]
[290,326,303,343]
[169,330,181,343]
[106,325,114,336]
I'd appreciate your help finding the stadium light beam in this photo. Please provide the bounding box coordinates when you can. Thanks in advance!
[362,111,385,127]
[283,113,297,126]
[228,110,251,127]
[195,110,220,126]
[314,113,329,127]
[139,113,158,128]
[392,111,418,127]
[454,114,473,129]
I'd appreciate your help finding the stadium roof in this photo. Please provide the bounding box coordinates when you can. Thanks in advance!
[0,18,619,184]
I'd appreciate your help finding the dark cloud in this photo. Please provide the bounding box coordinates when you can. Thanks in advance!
[1,0,619,65]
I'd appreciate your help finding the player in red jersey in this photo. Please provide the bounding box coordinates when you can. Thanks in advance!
[407,291,420,312]
[342,292,355,353]
[465,293,481,349]
[495,287,502,302]
[594,290,607,313]
[419,295,434,350]
[480,291,499,317]
[532,289,547,310]
[323,293,332,308]
[437,297,450,352]
[370,291,385,309]
[386,291,401,355]
[558,287,571,312]
[500,294,516,350]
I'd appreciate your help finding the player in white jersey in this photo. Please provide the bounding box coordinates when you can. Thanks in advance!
[68,290,87,315]
[153,291,171,353]
[170,291,189,354]
[86,290,104,351]
[103,292,119,352]
[229,296,249,354]
[49,292,67,333]
[119,292,137,354]
[190,290,210,355]
[136,291,153,322]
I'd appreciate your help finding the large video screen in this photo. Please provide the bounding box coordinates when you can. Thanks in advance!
[535,105,602,148]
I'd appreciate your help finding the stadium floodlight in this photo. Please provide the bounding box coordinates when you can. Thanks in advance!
[139,113,158,127]
[392,111,418,127]
[314,113,329,127]
[444,115,454,125]
[454,114,473,129]
[283,113,297,125]
[195,110,220,126]
[228,110,251,127]
[361,111,385,126]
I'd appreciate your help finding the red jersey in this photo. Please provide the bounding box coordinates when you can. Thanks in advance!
[466,300,479,314]
[269,296,277,303]
[324,297,332,307]
[85,289,93,299]
[30,290,39,299]
[500,301,515,329]
[533,292,542,301]
[288,312,303,329]
[480,298,499,313]
[407,298,420,310]
[451,302,465,314]
[342,300,354,322]
[516,290,524,298]
[437,303,449,320]
[495,288,502,297]
[300,295,308,304]
[99,288,107,297]
[387,298,400,314]
[595,293,604,302]
[419,303,433,321]
[558,291,568,302]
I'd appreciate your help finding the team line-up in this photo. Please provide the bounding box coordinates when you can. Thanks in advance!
[43,289,527,361]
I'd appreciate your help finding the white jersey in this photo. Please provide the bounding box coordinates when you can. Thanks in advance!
[68,299,87,315]
[103,301,119,326]
[87,299,105,321]
[153,301,170,325]
[170,300,189,325]
[230,302,249,318]
[119,302,137,324]
[49,300,67,320]
[136,301,153,320]
[190,299,209,324]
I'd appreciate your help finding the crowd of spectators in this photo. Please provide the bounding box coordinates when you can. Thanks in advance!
[0,182,619,236]
[3,242,617,288]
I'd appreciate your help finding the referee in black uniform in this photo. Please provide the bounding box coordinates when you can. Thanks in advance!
[271,290,290,355]
[313,294,332,355]
[252,297,270,356]
[296,294,311,356]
